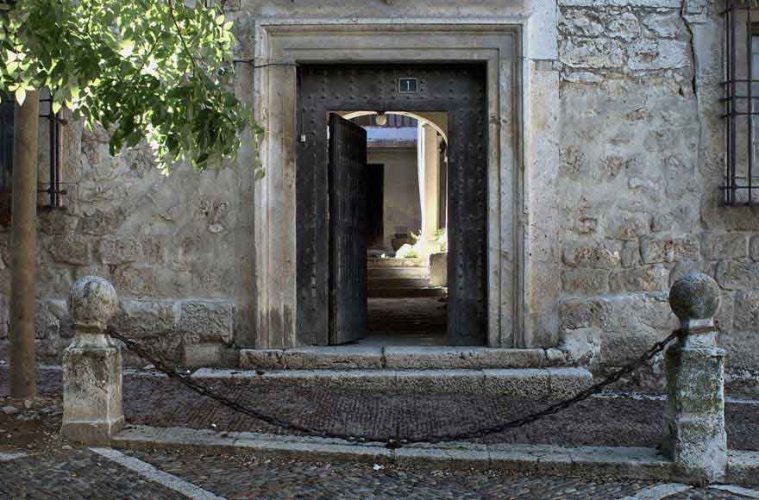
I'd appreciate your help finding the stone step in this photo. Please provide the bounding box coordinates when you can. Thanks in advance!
[112,426,681,483]
[240,345,570,371]
[368,287,447,298]
[367,257,424,268]
[191,366,593,399]
[368,267,428,279]
[367,277,431,289]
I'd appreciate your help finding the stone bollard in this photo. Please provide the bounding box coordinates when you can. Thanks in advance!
[60,276,124,444]
[662,272,727,483]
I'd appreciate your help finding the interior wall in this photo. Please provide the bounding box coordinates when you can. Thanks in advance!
[367,147,420,250]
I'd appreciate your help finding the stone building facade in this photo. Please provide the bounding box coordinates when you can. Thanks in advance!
[0,0,756,392]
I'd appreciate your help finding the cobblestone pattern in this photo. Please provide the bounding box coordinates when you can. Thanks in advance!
[1,365,757,449]
[0,449,183,499]
[1,366,757,450]
[0,445,754,499]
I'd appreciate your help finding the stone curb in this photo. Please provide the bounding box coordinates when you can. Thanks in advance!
[110,426,759,486]
[190,367,593,398]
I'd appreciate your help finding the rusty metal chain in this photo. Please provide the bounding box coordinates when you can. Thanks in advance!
[108,328,680,448]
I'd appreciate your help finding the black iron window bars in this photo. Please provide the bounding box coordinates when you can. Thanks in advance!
[0,92,64,210]
[723,0,759,205]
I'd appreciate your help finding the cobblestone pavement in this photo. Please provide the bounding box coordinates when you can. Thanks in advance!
[0,444,757,499]
[1,366,758,449]
[0,383,757,499]
[0,449,184,499]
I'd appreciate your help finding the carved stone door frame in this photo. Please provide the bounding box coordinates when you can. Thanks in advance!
[251,23,522,349]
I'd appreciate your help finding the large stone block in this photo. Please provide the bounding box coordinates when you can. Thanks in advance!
[48,235,91,265]
[561,268,610,295]
[559,327,602,366]
[560,37,625,68]
[607,12,641,41]
[35,299,71,340]
[111,299,178,338]
[627,39,689,71]
[562,241,621,269]
[429,252,447,287]
[640,235,700,264]
[621,241,641,268]
[715,261,759,290]
[97,237,143,265]
[111,265,155,296]
[606,212,652,241]
[641,12,683,38]
[183,342,237,368]
[559,292,676,335]
[750,236,759,261]
[559,298,601,330]
[734,291,759,331]
[600,328,663,366]
[701,233,747,261]
[669,261,715,287]
[558,9,605,37]
[609,264,669,293]
[79,209,126,236]
[178,300,234,344]
[38,210,79,236]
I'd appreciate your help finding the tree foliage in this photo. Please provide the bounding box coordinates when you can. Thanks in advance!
[0,0,251,170]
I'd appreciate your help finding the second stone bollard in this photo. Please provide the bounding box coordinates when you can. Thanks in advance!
[60,276,124,444]
[662,272,727,483]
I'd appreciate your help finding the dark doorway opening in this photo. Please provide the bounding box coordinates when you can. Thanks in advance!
[296,63,488,347]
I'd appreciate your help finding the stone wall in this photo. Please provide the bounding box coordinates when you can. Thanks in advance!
[367,147,421,250]
[0,119,253,365]
[556,0,758,393]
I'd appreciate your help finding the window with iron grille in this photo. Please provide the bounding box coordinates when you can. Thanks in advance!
[0,92,65,217]
[723,0,759,205]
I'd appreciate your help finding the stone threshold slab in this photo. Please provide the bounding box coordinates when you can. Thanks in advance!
[190,367,593,398]
[108,425,750,485]
[239,346,570,371]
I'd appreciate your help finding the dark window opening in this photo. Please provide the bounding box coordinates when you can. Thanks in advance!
[0,95,14,218]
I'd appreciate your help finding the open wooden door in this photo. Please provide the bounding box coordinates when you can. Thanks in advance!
[328,114,368,344]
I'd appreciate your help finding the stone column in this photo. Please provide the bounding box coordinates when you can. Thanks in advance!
[61,276,124,444]
[662,272,727,483]
[418,124,441,260]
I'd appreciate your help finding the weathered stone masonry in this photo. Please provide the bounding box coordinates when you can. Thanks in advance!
[557,0,758,392]
[0,1,756,393]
